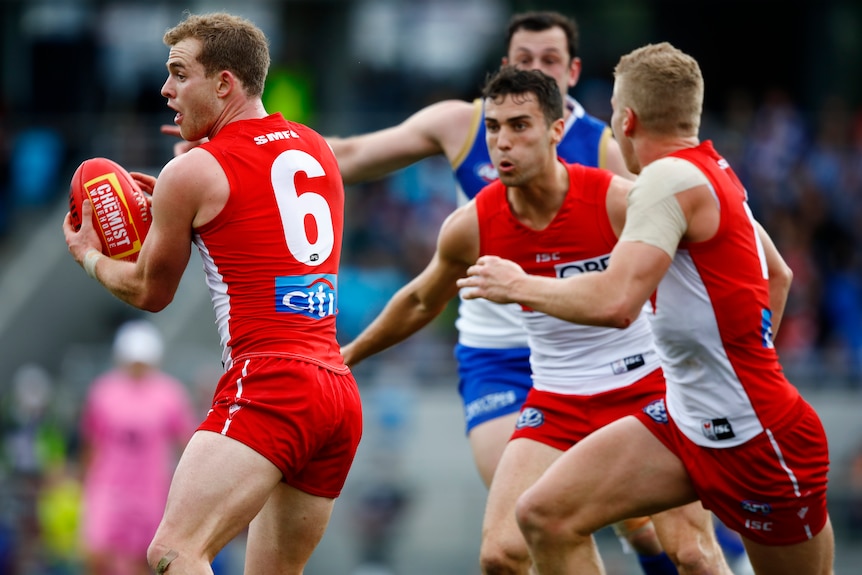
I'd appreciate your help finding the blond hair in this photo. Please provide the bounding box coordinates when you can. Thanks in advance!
[614,42,703,136]
[164,12,270,96]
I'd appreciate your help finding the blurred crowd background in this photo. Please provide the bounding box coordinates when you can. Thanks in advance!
[1,0,861,573]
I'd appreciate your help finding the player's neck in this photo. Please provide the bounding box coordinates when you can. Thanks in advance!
[637,135,700,168]
[210,98,269,138]
[507,160,569,231]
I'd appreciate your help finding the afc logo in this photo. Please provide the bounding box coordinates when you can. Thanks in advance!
[553,254,611,278]
[275,274,337,319]
[741,500,772,516]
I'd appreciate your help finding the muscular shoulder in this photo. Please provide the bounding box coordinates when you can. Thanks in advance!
[633,157,709,206]
[155,148,229,229]
[437,201,479,266]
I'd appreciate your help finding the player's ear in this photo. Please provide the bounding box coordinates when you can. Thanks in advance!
[216,70,235,98]
[567,57,582,88]
[550,118,565,145]
[622,108,636,137]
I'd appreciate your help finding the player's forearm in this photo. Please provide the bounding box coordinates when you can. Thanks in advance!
[87,253,176,312]
[510,273,637,329]
[341,290,446,366]
[767,266,792,336]
[327,138,405,185]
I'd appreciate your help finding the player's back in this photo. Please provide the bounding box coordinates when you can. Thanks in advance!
[654,141,799,447]
[196,113,346,372]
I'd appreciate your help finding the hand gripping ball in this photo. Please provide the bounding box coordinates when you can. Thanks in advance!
[69,157,151,262]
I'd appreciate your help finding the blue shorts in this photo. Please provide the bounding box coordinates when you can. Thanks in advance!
[455,343,532,434]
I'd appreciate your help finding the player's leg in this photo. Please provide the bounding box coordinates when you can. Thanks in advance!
[244,482,336,575]
[479,437,561,574]
[516,416,697,575]
[146,430,283,574]
[741,517,834,575]
[468,412,521,487]
[613,517,680,575]
[651,501,733,575]
[712,517,754,574]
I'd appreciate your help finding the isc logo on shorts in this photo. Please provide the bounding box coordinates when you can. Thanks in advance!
[276,274,337,319]
[701,417,735,441]
[643,398,668,424]
[516,407,544,429]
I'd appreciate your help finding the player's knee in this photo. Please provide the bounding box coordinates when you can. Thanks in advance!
[663,536,716,575]
[479,538,529,575]
[515,490,580,546]
[616,517,663,555]
[146,543,179,575]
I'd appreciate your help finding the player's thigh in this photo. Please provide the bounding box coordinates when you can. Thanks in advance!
[483,438,561,544]
[468,411,521,487]
[155,430,283,556]
[742,516,834,575]
[519,415,695,533]
[245,482,336,575]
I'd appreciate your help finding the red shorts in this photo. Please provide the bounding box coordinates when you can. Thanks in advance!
[511,368,665,451]
[199,355,363,498]
[635,395,829,545]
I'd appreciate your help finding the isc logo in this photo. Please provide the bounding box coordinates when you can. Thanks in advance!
[744,519,773,532]
[536,252,560,263]
[275,274,337,319]
[701,417,735,441]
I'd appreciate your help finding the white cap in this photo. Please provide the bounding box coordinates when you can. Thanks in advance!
[113,320,164,366]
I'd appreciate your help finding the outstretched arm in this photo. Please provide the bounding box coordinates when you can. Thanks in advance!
[341,203,479,366]
[327,99,476,185]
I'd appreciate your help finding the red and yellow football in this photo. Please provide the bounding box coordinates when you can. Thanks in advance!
[69,157,151,262]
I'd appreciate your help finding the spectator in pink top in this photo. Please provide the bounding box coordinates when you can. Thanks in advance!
[80,320,195,575]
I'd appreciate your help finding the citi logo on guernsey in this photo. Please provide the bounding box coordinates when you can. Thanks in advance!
[276,274,337,319]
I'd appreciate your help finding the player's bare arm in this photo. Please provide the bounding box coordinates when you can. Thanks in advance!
[327,99,476,185]
[460,238,670,329]
[755,221,793,335]
[65,149,226,311]
[341,202,479,366]
[604,175,633,238]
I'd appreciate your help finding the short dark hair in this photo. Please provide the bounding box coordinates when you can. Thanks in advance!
[482,66,563,126]
[164,12,270,96]
[506,11,579,60]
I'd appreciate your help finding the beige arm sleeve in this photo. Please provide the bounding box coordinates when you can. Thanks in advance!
[619,157,709,259]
